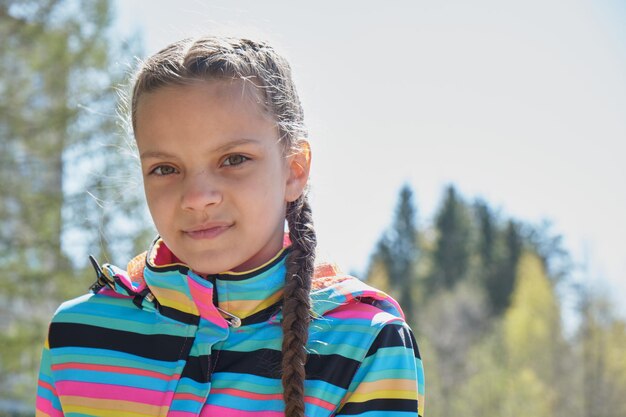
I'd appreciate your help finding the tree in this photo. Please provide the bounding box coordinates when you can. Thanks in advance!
[364,255,391,294]
[474,199,496,268]
[373,184,420,322]
[483,218,522,315]
[451,328,553,417]
[525,220,571,283]
[427,185,472,292]
[363,183,619,416]
[421,282,490,417]
[578,290,626,417]
[0,0,148,406]
[503,250,564,415]
[451,251,564,417]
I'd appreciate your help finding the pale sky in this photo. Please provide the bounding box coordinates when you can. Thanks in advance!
[113,0,626,316]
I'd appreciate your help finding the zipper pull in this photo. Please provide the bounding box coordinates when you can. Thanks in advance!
[217,307,241,328]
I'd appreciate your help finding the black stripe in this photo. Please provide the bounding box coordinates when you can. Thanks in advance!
[338,399,418,415]
[48,322,191,362]
[158,304,200,325]
[306,352,361,389]
[240,302,282,326]
[213,348,280,379]
[213,349,360,389]
[180,355,211,383]
[366,323,421,359]
[409,328,421,360]
[145,261,190,275]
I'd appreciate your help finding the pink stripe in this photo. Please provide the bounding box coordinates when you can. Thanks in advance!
[56,381,173,406]
[38,379,56,394]
[52,362,178,381]
[200,405,283,417]
[340,286,405,319]
[305,395,336,411]
[36,397,63,417]
[325,303,386,320]
[187,278,227,327]
[98,288,130,298]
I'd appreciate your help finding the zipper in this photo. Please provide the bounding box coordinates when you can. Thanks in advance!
[216,307,241,328]
[208,274,242,328]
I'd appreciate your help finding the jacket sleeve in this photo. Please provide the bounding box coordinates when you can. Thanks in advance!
[335,321,425,417]
[35,337,64,417]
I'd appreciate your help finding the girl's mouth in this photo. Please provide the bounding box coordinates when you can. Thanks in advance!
[184,224,232,240]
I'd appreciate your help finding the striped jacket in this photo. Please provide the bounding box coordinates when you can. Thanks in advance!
[36,238,425,417]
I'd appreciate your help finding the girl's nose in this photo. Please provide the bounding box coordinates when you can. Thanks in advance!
[181,174,223,211]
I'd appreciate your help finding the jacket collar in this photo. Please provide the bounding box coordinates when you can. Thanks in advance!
[92,237,404,326]
[96,237,288,327]
[146,238,288,326]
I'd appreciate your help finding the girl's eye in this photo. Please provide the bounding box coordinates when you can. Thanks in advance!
[222,154,250,167]
[150,165,178,176]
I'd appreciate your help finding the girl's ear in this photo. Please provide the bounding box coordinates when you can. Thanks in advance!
[285,140,311,202]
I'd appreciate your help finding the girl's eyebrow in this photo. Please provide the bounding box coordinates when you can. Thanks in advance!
[211,138,261,153]
[140,139,262,161]
[139,150,177,161]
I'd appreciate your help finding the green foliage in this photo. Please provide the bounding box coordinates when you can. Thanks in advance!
[373,184,420,321]
[366,183,624,417]
[504,251,561,378]
[0,0,148,407]
[452,329,552,417]
[427,185,472,291]
[420,281,490,417]
[579,291,626,417]
[475,201,522,314]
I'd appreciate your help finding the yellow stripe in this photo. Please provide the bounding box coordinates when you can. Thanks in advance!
[419,393,425,416]
[150,287,197,315]
[348,389,417,403]
[61,396,168,417]
[220,290,283,317]
[350,379,416,394]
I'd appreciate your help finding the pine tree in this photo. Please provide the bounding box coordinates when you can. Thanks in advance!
[427,185,471,292]
[374,184,420,321]
[475,199,496,267]
[484,219,522,315]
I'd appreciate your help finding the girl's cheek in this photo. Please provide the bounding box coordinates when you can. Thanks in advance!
[144,187,170,209]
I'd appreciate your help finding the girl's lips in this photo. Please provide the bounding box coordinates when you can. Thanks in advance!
[184,225,231,240]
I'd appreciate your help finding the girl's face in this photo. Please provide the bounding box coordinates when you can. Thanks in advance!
[134,80,310,274]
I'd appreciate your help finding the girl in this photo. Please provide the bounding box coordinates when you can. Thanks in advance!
[36,36,425,417]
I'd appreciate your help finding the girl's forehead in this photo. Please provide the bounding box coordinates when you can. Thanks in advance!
[135,79,276,127]
[140,78,269,114]
[134,79,284,154]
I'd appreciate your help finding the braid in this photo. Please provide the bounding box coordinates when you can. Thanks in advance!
[282,193,316,417]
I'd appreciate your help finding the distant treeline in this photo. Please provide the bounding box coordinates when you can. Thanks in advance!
[365,184,626,417]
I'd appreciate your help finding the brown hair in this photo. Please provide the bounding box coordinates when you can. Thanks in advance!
[130,36,316,416]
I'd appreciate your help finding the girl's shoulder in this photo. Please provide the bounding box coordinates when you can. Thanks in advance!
[310,262,407,327]
[51,254,151,322]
